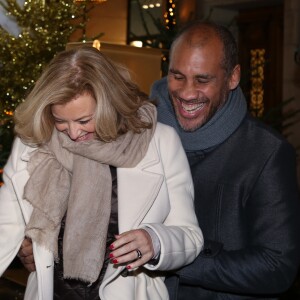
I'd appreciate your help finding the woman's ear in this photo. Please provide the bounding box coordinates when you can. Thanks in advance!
[228,64,241,90]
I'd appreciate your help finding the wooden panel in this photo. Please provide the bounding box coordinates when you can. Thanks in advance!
[70,0,129,45]
[66,41,162,94]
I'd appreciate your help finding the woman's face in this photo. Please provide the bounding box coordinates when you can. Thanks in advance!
[51,92,96,142]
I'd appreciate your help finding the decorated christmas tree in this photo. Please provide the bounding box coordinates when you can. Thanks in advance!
[0,0,101,176]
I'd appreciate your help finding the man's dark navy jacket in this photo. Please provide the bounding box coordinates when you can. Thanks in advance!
[166,114,300,299]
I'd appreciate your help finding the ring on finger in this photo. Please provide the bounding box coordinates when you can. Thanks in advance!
[136,249,143,259]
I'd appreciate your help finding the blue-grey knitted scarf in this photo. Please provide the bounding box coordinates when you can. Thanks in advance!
[150,77,247,151]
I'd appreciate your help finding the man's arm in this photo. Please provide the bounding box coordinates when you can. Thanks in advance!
[179,141,300,294]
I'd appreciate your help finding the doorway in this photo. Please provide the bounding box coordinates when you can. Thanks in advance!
[237,4,284,119]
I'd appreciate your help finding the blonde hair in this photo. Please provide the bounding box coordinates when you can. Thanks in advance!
[14,46,152,145]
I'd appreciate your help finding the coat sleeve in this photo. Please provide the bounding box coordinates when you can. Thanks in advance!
[178,141,300,294]
[142,125,204,271]
[0,138,27,276]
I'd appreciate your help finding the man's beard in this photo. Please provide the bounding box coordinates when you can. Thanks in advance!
[172,86,230,132]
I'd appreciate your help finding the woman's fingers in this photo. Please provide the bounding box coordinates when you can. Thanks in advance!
[18,238,36,272]
[109,229,154,269]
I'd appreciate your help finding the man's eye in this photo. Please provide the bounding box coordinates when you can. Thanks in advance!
[174,75,184,80]
[197,79,209,84]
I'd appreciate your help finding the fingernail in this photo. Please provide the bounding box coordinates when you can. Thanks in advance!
[109,253,114,258]
[112,259,118,264]
[126,265,131,270]
[109,244,114,250]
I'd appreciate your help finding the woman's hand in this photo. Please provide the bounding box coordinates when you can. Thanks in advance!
[18,238,36,272]
[109,229,154,270]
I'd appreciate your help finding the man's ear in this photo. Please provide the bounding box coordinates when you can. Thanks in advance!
[228,64,241,90]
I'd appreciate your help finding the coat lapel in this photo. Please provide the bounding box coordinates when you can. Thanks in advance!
[11,144,34,224]
[117,139,164,233]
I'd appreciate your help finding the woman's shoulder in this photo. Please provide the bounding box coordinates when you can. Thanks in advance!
[153,122,182,146]
[155,122,177,135]
[1,138,35,178]
[11,137,36,158]
[6,137,37,172]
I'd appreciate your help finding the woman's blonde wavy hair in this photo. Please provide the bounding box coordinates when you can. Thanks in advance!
[14,46,153,145]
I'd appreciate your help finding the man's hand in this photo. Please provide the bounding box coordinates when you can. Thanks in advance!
[18,238,36,272]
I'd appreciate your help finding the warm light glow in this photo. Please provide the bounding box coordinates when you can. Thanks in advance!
[164,0,176,30]
[75,0,107,2]
[93,39,101,50]
[142,1,161,10]
[4,110,13,116]
[250,49,265,117]
[130,40,143,48]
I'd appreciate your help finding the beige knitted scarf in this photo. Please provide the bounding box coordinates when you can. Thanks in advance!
[24,103,156,284]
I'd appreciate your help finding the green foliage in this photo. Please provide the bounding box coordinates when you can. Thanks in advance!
[0,0,89,113]
[0,102,13,183]
[0,0,102,171]
[0,121,13,167]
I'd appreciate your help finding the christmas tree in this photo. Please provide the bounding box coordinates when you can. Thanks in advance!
[0,0,101,176]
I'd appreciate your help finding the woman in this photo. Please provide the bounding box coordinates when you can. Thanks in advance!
[0,47,203,300]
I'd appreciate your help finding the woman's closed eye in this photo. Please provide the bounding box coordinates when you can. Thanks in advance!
[54,119,65,124]
[54,119,92,125]
[78,119,93,125]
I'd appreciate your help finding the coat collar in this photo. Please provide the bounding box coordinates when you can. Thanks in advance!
[101,138,164,290]
[117,137,163,232]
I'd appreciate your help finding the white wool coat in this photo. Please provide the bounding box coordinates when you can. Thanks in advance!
[0,122,203,300]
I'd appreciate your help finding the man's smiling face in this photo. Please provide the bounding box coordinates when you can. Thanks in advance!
[167,36,231,132]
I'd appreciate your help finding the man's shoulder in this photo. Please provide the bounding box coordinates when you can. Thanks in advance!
[239,114,291,146]
[150,77,168,97]
[228,114,296,161]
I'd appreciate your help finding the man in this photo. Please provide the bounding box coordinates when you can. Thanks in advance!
[150,21,300,299]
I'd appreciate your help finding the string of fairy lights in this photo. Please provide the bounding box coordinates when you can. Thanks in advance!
[164,0,176,30]
[141,0,161,9]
